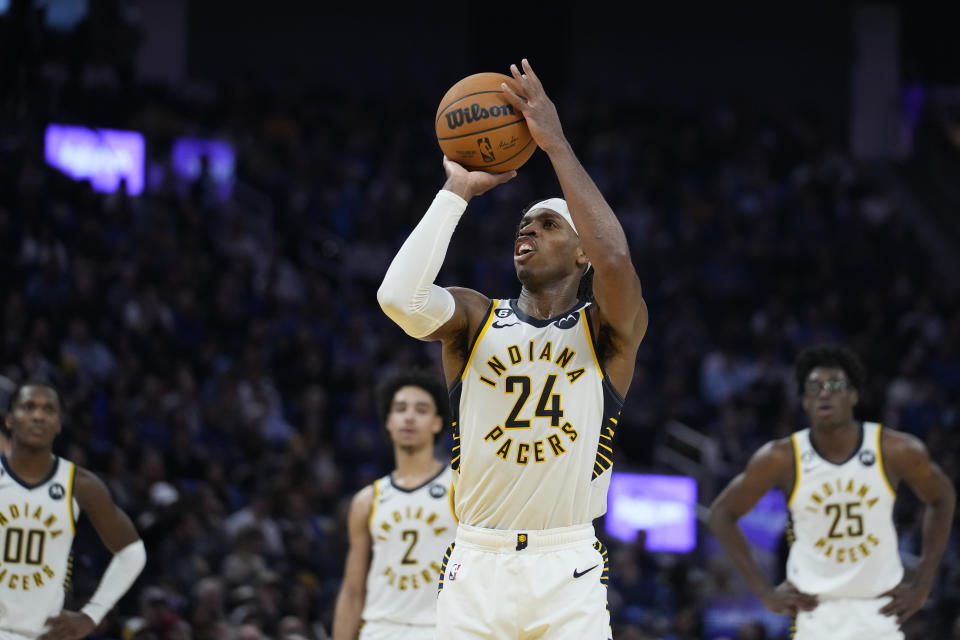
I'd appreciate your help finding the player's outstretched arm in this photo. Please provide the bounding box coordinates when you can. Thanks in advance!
[879,430,956,625]
[377,158,512,382]
[708,439,818,617]
[41,468,145,640]
[500,59,648,382]
[333,486,375,640]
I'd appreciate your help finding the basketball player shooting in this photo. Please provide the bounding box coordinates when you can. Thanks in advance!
[378,59,648,638]
[1,383,146,640]
[708,345,955,640]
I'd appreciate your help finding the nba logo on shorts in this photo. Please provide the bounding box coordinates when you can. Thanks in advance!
[448,563,462,581]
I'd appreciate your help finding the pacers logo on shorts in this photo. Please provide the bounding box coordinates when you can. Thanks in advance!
[516,533,528,551]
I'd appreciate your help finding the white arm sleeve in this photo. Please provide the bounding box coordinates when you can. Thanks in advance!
[377,189,466,338]
[80,539,147,625]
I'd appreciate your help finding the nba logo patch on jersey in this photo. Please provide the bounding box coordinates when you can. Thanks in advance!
[858,450,876,466]
[448,563,462,581]
[49,482,65,500]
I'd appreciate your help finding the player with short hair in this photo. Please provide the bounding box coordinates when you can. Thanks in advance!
[378,59,648,639]
[708,344,955,640]
[1,381,146,640]
[332,370,457,640]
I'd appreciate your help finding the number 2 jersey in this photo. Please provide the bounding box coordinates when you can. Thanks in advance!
[0,455,78,636]
[786,422,904,598]
[450,299,624,530]
[362,466,457,627]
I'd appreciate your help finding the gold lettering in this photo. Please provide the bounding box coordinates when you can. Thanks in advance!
[508,345,522,364]
[384,566,395,586]
[859,543,870,557]
[822,483,833,497]
[538,342,552,361]
[42,565,54,578]
[811,493,823,505]
[412,574,420,589]
[33,572,43,587]
[399,575,408,590]
[547,434,565,456]
[825,545,833,558]
[381,522,392,533]
[866,497,878,508]
[561,422,578,442]
[50,530,62,539]
[31,505,41,520]
[516,442,530,465]
[43,514,56,528]
[425,513,437,525]
[0,570,6,583]
[487,356,507,378]
[528,341,535,361]
[837,548,845,563]
[432,526,448,537]
[533,440,545,463]
[0,513,7,526]
[21,573,28,590]
[867,534,880,546]
[857,484,869,498]
[495,439,513,460]
[9,505,19,519]
[566,368,585,384]
[554,347,575,368]
[484,426,504,442]
[393,511,402,523]
[8,575,16,589]
[430,561,443,575]
[814,538,827,548]
[849,546,858,562]
[421,568,433,584]
[845,479,854,493]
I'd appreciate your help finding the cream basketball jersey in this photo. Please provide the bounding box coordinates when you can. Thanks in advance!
[362,466,456,626]
[450,299,623,530]
[787,422,903,597]
[0,456,78,636]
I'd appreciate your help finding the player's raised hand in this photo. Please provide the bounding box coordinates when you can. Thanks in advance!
[39,611,96,640]
[760,580,818,616]
[501,59,566,155]
[879,578,930,625]
[442,155,516,200]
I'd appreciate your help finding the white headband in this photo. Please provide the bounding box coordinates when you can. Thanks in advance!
[526,198,577,236]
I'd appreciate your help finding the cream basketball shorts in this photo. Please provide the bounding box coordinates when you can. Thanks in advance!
[793,596,903,640]
[435,523,611,640]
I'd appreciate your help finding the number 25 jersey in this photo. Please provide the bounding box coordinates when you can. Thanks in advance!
[450,299,624,530]
[787,422,903,598]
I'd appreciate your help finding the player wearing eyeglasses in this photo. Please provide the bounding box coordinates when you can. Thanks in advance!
[708,344,955,640]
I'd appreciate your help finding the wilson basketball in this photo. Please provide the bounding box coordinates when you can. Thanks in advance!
[435,72,536,173]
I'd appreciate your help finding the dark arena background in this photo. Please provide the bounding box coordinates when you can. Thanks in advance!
[2,1,960,638]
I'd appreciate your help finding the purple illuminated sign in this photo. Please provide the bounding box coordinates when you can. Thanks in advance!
[605,472,697,552]
[171,138,235,201]
[44,124,145,195]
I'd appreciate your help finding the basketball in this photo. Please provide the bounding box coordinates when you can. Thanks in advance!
[435,72,536,173]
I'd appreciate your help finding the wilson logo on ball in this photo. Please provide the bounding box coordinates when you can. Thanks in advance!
[444,103,517,130]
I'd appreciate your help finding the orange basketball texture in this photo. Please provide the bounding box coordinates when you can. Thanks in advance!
[435,72,536,173]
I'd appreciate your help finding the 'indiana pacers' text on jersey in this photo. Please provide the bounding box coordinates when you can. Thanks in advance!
[787,422,903,598]
[0,456,78,636]
[451,299,623,530]
[363,466,457,627]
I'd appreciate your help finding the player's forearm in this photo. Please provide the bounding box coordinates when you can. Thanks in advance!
[331,592,364,640]
[914,487,956,587]
[376,190,464,337]
[708,509,775,598]
[544,141,631,266]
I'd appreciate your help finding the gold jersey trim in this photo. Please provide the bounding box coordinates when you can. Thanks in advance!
[460,300,497,382]
[788,433,801,507]
[68,462,77,535]
[368,479,381,532]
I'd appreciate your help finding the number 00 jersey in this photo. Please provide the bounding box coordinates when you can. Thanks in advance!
[362,466,457,627]
[787,422,904,598]
[0,456,78,636]
[450,299,624,530]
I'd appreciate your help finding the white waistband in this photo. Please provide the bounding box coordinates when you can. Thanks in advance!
[455,523,595,552]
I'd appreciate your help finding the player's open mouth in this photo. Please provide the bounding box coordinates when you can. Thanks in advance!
[515,239,536,260]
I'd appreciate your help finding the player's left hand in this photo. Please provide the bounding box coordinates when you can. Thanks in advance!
[500,59,567,155]
[39,611,96,640]
[879,578,931,625]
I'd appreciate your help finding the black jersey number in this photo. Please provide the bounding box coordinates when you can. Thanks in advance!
[504,375,564,429]
[825,502,864,538]
[401,529,418,565]
[3,528,46,565]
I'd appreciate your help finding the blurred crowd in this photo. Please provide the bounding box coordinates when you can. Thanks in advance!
[1,3,960,639]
